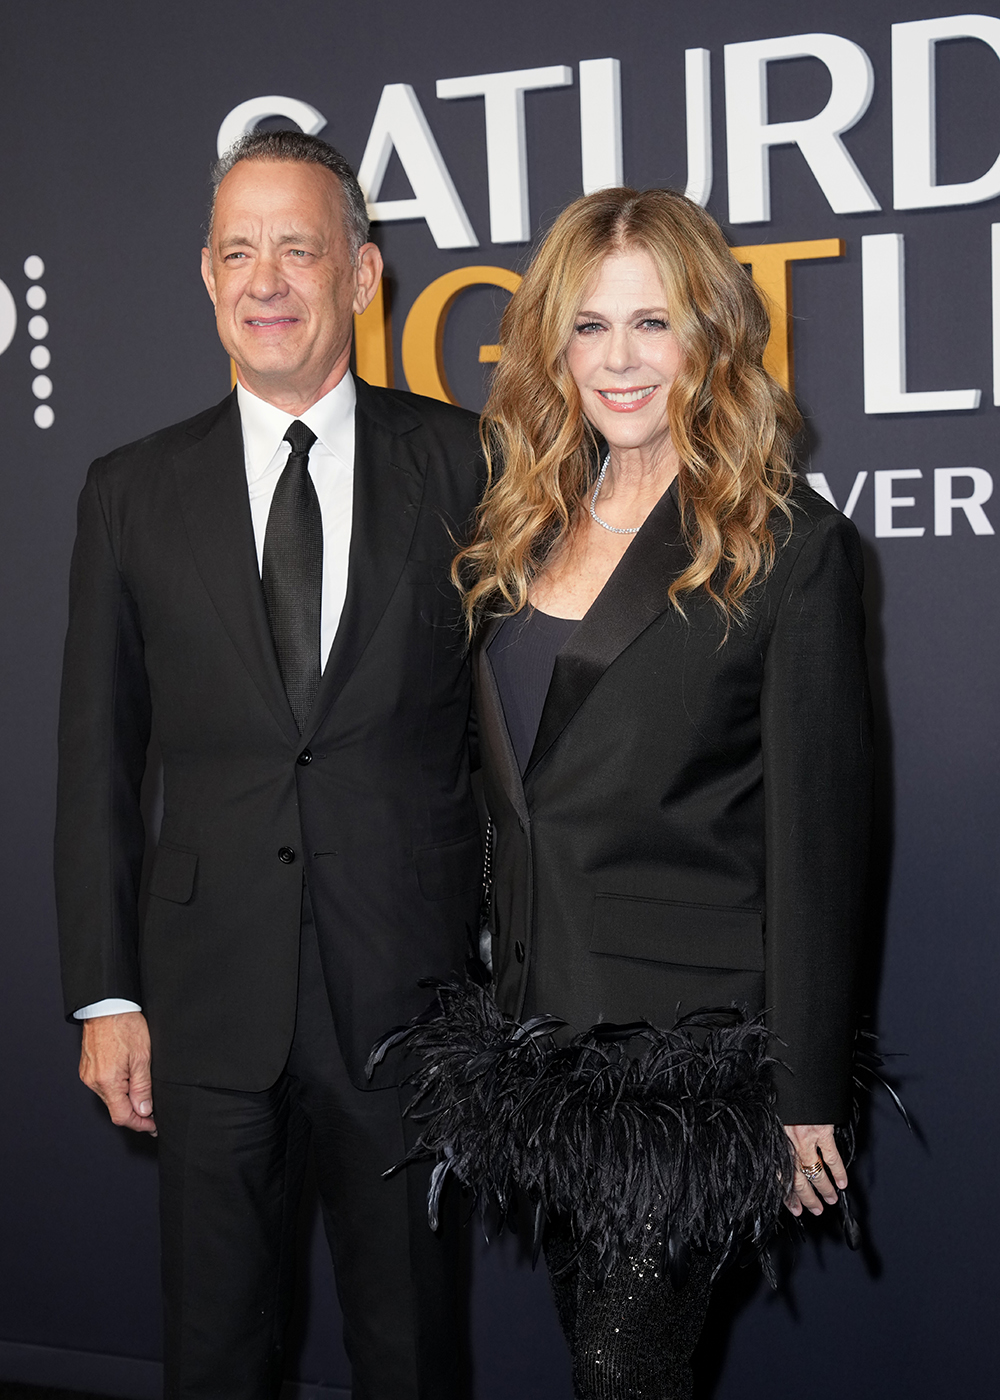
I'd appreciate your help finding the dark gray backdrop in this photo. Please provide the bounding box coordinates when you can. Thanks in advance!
[0,2,995,1396]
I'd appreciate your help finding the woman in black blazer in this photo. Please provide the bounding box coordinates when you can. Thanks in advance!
[389,188,872,1400]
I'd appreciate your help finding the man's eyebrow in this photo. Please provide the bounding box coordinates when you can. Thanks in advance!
[275,231,325,247]
[216,233,253,252]
[216,231,325,251]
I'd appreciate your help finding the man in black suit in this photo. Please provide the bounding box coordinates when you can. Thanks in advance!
[55,130,483,1400]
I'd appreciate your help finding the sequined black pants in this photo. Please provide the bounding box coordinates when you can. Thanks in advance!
[544,1225,715,1400]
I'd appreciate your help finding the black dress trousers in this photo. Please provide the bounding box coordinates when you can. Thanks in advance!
[154,887,470,1400]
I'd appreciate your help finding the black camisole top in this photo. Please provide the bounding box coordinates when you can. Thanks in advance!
[488,608,579,774]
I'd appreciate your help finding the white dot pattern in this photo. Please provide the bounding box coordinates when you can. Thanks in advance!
[25,257,52,428]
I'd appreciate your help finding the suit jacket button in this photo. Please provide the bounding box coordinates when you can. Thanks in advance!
[297,749,313,766]
[514,940,525,963]
[278,846,296,864]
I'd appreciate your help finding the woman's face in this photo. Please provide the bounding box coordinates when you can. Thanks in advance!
[565,247,684,464]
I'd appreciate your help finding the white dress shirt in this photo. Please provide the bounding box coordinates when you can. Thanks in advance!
[75,374,357,1020]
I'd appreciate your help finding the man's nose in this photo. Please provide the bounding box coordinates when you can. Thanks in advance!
[247,252,286,300]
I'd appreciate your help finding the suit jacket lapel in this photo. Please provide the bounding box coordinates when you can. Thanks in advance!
[525,480,690,777]
[172,393,300,745]
[304,380,426,738]
[475,616,530,826]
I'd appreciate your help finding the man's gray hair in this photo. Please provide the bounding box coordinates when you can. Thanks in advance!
[208,129,370,257]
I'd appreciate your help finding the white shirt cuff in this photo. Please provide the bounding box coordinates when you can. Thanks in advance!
[74,998,142,1019]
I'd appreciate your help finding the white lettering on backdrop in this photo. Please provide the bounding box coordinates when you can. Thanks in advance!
[875,470,926,538]
[216,95,327,157]
[861,234,981,414]
[217,17,1000,239]
[579,58,623,195]
[810,469,995,536]
[436,66,573,243]
[723,32,880,223]
[356,84,478,249]
[893,14,1000,211]
[684,49,713,207]
[934,468,995,535]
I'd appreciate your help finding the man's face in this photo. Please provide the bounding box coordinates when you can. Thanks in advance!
[201,159,381,410]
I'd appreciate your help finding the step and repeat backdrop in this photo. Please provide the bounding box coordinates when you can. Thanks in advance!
[0,1,996,1396]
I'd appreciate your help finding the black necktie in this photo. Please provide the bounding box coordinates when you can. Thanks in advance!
[262,421,322,731]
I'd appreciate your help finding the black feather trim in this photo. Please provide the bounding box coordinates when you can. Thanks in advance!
[831,1027,910,1251]
[837,1027,911,1166]
[370,981,795,1275]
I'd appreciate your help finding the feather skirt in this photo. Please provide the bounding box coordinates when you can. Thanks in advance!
[368,981,797,1277]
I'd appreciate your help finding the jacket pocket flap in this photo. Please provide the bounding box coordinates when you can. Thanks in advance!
[149,844,198,904]
[415,833,481,901]
[591,894,764,972]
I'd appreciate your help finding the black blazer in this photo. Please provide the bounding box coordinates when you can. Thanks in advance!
[477,480,873,1124]
[55,380,484,1091]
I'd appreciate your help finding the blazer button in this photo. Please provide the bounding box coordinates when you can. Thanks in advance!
[278,847,296,864]
[514,940,525,963]
[297,749,313,766]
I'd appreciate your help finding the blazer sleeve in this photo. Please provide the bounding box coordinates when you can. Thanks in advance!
[761,509,873,1124]
[54,463,151,1018]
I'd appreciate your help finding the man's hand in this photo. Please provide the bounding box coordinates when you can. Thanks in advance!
[79,1010,157,1135]
[783,1123,845,1216]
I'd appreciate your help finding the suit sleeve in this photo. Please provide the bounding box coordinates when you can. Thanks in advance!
[54,465,151,1018]
[761,511,873,1124]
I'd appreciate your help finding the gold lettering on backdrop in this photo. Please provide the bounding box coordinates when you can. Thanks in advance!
[401,266,522,403]
[730,239,845,392]
[354,278,394,387]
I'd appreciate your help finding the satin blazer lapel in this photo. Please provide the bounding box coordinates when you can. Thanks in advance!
[475,616,530,826]
[172,393,300,745]
[304,384,425,737]
[525,481,690,777]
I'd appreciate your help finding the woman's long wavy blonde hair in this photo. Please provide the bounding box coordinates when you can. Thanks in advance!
[453,187,802,632]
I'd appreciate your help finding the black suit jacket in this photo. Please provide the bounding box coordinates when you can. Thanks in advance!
[477,480,872,1124]
[55,379,484,1091]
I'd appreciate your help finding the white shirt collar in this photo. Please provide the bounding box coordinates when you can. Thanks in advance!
[236,372,357,482]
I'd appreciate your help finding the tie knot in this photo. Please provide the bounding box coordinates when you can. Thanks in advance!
[284,420,317,458]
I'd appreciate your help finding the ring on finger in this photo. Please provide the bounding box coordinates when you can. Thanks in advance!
[798,1160,825,1181]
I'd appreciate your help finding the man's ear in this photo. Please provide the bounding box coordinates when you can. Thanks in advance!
[200,245,217,306]
[352,243,384,317]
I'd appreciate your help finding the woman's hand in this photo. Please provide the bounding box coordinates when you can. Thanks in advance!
[782,1124,845,1216]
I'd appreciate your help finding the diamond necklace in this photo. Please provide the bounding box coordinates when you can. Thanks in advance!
[589,454,641,535]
